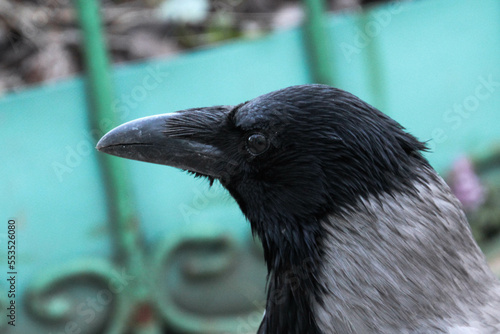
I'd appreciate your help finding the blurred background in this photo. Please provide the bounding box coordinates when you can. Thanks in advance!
[1,0,500,333]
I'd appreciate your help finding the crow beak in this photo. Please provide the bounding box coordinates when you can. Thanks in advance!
[96,108,229,178]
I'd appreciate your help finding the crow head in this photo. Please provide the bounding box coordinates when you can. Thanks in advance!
[97,84,499,333]
[97,85,427,240]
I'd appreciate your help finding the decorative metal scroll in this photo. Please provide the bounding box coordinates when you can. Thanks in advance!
[25,260,130,334]
[24,225,266,333]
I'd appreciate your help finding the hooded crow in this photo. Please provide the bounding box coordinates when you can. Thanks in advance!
[97,84,500,333]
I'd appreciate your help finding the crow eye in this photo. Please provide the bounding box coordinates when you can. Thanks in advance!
[247,133,269,155]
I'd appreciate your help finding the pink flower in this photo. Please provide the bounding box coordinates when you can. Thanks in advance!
[448,155,485,212]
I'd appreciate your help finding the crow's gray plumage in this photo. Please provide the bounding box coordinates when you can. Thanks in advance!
[97,84,500,333]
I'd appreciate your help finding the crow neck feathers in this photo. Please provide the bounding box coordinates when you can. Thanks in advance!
[314,168,498,333]
[218,85,431,333]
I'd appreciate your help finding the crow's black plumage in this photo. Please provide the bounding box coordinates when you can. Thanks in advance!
[97,84,500,333]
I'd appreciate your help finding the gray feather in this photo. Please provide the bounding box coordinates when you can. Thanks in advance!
[314,167,500,333]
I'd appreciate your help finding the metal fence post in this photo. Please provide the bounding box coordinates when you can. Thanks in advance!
[303,0,335,86]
